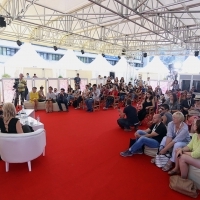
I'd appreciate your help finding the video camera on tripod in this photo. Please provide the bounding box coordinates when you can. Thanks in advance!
[13,78,19,91]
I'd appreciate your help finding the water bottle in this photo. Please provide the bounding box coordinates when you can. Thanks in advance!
[22,105,25,113]
[23,114,28,125]
[37,116,40,124]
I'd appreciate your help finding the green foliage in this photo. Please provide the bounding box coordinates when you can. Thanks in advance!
[58,75,63,78]
[2,74,11,78]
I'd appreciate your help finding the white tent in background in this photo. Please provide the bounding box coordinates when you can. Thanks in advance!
[88,54,112,78]
[4,43,52,77]
[114,57,137,83]
[138,56,169,80]
[56,49,87,70]
[181,56,200,74]
[55,49,88,78]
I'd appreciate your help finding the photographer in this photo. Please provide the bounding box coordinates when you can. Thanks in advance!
[14,73,27,107]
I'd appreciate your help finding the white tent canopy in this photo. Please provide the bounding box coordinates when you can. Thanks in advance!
[138,56,169,80]
[4,43,52,77]
[114,57,137,82]
[88,54,112,78]
[4,43,51,69]
[56,49,87,70]
[181,56,200,74]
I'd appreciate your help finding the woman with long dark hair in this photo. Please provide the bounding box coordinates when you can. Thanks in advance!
[138,91,155,122]
[164,93,180,113]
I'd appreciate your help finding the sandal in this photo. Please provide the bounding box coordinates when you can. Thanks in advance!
[162,162,173,172]
[151,158,155,164]
[168,170,180,176]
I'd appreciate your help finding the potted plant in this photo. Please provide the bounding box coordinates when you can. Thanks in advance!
[58,75,63,78]
[2,74,11,78]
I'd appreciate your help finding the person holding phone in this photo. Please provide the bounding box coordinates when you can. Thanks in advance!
[168,119,200,177]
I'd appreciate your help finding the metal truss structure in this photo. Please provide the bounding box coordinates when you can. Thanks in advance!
[0,0,200,56]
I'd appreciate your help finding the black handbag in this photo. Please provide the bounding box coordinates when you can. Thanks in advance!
[129,138,136,148]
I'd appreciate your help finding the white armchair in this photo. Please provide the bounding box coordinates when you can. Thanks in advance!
[0,128,46,172]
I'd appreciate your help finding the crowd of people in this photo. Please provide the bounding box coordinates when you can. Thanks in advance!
[1,73,200,187]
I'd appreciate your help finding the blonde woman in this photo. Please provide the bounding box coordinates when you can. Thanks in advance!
[0,103,23,133]
[168,119,200,177]
[158,112,190,171]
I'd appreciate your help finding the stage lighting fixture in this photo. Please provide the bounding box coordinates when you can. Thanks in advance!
[81,50,84,54]
[0,17,6,27]
[118,56,121,59]
[53,46,58,51]
[194,51,199,57]
[143,53,147,57]
[16,40,22,46]
[102,53,105,57]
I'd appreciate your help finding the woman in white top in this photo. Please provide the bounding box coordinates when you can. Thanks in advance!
[46,86,56,113]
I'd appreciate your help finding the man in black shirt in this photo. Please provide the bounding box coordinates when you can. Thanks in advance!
[120,114,167,157]
[181,92,195,116]
[117,99,139,131]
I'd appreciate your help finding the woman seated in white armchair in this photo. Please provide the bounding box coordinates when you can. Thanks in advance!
[168,119,200,177]
[158,111,191,171]
[0,103,23,133]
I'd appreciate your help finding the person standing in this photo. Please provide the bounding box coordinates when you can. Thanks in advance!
[26,73,30,78]
[15,73,27,107]
[74,73,81,88]
[33,74,38,78]
[56,88,69,112]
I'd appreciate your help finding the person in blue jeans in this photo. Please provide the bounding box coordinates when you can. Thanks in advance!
[85,84,100,112]
[120,114,167,157]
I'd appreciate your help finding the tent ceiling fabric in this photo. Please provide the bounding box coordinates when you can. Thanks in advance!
[0,0,200,56]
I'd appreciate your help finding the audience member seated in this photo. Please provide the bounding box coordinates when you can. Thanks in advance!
[66,85,74,105]
[72,85,81,108]
[38,86,46,102]
[154,85,162,98]
[103,85,118,110]
[181,92,195,116]
[114,77,119,86]
[0,103,23,133]
[75,85,90,109]
[157,112,191,172]
[118,84,127,102]
[85,84,100,112]
[159,104,173,126]
[179,90,187,104]
[0,104,3,118]
[54,88,58,97]
[168,119,200,176]
[56,88,68,112]
[171,80,179,92]
[193,95,200,109]
[29,87,39,111]
[138,91,155,123]
[46,86,56,113]
[120,77,125,84]
[117,99,139,132]
[164,93,180,113]
[120,114,167,157]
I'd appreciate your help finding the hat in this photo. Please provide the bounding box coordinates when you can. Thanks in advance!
[194,95,200,100]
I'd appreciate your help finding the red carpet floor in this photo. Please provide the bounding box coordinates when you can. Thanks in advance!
[0,108,193,200]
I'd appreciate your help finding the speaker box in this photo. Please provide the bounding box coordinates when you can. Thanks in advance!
[194,51,199,57]
[110,72,115,79]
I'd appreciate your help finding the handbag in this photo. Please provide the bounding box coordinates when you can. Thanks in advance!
[129,138,136,148]
[155,145,171,168]
[169,175,199,198]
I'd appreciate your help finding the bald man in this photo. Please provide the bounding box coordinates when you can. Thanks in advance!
[120,114,167,157]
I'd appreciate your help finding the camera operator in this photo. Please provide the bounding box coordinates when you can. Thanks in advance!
[14,73,27,107]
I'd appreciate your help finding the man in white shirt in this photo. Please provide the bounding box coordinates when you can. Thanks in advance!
[85,84,100,112]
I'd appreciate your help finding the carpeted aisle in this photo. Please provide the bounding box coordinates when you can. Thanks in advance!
[0,109,192,200]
